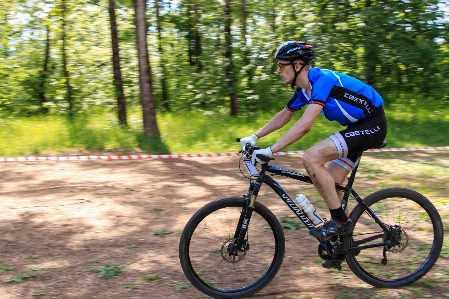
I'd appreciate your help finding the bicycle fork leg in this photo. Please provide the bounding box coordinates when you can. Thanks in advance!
[228,205,254,256]
[230,182,260,254]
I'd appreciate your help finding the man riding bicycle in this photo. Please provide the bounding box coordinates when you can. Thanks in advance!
[239,41,387,267]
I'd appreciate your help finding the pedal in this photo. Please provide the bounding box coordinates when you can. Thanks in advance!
[335,261,342,271]
[321,259,343,270]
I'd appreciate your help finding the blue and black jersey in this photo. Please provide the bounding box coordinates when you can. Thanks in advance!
[286,68,384,126]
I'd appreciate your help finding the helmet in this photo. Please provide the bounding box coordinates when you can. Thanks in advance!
[274,41,314,63]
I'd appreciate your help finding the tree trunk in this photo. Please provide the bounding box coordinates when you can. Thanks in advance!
[193,0,202,72]
[108,0,127,125]
[240,0,249,66]
[134,0,160,137]
[155,0,169,111]
[224,0,238,116]
[185,0,194,66]
[38,25,50,113]
[61,0,74,118]
[363,0,380,86]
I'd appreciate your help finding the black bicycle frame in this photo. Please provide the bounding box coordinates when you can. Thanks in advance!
[232,151,394,256]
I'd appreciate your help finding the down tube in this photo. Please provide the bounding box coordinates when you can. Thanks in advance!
[263,175,315,229]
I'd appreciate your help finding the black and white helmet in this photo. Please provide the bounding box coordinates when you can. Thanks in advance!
[275,41,314,63]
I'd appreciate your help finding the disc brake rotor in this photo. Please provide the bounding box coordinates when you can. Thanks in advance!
[221,239,248,263]
[384,225,409,253]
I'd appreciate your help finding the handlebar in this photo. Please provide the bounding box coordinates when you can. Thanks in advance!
[235,138,273,163]
[236,138,259,159]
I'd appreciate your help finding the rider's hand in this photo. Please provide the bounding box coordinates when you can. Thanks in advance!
[239,134,259,150]
[252,147,273,164]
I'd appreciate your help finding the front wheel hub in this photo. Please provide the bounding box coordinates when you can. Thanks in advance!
[221,239,247,263]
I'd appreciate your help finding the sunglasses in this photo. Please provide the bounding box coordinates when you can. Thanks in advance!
[276,62,305,71]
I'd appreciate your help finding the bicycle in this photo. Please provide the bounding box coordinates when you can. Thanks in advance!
[179,140,444,298]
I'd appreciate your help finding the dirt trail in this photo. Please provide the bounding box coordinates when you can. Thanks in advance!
[0,154,447,298]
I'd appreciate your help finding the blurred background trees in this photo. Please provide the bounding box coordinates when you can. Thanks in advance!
[0,0,447,136]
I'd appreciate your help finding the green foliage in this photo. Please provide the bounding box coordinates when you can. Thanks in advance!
[153,231,173,238]
[6,273,38,283]
[98,264,122,279]
[32,290,45,296]
[0,265,14,273]
[278,217,306,230]
[125,284,139,292]
[141,274,160,282]
[0,0,447,118]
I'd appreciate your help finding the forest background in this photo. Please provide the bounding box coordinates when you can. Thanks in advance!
[0,0,448,156]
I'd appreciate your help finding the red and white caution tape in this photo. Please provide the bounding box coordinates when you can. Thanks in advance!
[1,146,449,162]
[366,146,449,152]
[278,146,449,156]
[0,152,240,162]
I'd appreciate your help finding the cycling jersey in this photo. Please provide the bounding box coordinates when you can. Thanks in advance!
[286,68,384,126]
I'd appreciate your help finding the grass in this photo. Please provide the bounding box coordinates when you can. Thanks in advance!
[1,101,449,157]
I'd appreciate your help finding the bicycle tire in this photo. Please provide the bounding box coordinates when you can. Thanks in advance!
[344,187,443,287]
[179,197,285,298]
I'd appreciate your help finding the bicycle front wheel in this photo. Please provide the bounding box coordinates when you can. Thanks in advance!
[179,197,285,298]
[345,188,444,287]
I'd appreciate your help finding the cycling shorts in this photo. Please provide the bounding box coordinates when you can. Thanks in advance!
[329,106,387,171]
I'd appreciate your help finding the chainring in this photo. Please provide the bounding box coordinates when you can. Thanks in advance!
[318,237,345,261]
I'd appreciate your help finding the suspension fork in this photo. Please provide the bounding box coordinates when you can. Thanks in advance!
[231,167,266,254]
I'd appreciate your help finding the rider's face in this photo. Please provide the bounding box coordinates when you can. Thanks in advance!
[277,60,305,85]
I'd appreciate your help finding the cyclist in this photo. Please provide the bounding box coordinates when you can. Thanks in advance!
[239,41,387,267]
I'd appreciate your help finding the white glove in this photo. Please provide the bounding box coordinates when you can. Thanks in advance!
[239,134,259,150]
[252,147,273,164]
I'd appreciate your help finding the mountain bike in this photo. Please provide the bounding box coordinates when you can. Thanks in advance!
[179,140,444,298]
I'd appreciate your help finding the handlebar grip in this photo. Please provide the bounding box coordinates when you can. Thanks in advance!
[236,138,241,142]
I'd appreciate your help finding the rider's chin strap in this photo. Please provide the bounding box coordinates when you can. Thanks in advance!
[290,62,309,89]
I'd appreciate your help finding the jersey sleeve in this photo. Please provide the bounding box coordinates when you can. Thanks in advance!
[285,88,309,112]
[309,73,337,107]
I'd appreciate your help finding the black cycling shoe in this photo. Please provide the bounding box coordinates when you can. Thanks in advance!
[309,218,353,241]
[321,259,342,270]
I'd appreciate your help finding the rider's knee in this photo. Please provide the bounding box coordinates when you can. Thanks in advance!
[302,149,314,168]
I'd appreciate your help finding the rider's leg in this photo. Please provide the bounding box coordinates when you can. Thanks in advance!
[328,161,350,215]
[302,138,343,210]
[321,162,351,269]
[302,139,353,240]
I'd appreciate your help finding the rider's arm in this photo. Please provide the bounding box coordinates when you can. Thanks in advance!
[255,108,295,138]
[270,104,323,152]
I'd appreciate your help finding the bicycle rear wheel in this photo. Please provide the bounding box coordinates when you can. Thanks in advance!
[344,188,443,287]
[179,197,285,298]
